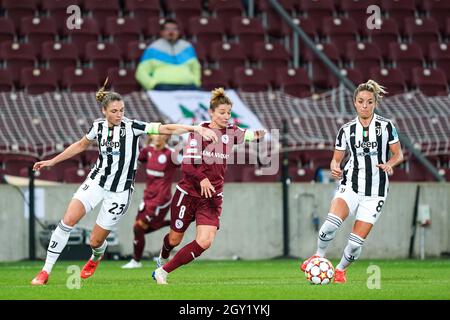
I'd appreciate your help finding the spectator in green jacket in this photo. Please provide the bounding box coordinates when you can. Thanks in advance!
[135,19,201,91]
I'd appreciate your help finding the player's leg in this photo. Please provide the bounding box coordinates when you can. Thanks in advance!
[80,223,110,279]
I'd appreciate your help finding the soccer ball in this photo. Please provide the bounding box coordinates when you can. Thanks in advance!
[304,257,334,285]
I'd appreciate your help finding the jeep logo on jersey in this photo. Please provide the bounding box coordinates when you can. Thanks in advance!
[355,141,378,149]
[100,140,120,148]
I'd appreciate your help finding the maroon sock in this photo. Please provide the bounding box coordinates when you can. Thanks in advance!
[133,224,146,261]
[163,240,205,273]
[160,233,175,259]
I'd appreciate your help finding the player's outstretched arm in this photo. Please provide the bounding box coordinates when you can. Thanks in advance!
[244,130,266,143]
[33,137,92,171]
[158,124,218,143]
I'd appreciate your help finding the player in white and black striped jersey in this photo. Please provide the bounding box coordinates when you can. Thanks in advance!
[31,82,218,286]
[301,80,404,283]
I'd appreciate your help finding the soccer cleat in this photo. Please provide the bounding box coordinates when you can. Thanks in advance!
[152,267,168,284]
[121,259,143,269]
[80,258,102,279]
[156,256,168,269]
[334,269,347,283]
[300,254,320,272]
[31,270,49,286]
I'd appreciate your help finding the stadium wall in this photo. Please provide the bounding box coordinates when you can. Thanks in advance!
[0,183,449,261]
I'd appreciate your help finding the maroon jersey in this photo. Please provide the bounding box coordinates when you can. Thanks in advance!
[177,122,246,198]
[138,145,180,203]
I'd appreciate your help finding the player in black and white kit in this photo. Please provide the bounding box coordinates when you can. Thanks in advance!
[301,80,404,283]
[31,81,218,286]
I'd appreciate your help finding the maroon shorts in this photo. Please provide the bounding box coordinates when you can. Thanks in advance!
[136,198,171,230]
[170,188,223,233]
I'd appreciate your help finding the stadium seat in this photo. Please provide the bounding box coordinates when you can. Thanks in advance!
[165,0,203,31]
[20,68,58,94]
[298,0,336,34]
[104,17,141,57]
[2,0,37,33]
[41,42,79,85]
[256,0,297,37]
[63,167,89,183]
[241,166,280,182]
[369,67,407,96]
[404,17,440,57]
[125,41,148,65]
[233,67,270,92]
[209,0,245,25]
[145,16,164,40]
[251,42,290,78]
[0,17,16,44]
[0,69,14,92]
[345,42,383,80]
[201,68,229,91]
[62,67,100,92]
[3,154,37,176]
[42,0,82,34]
[423,0,450,33]
[124,0,161,33]
[380,0,416,33]
[20,17,57,59]
[389,167,409,181]
[210,42,247,83]
[388,42,425,86]
[84,0,120,33]
[192,42,208,66]
[366,18,400,61]
[289,166,316,182]
[429,42,450,79]
[63,17,100,60]
[107,68,141,94]
[303,42,341,90]
[20,166,61,182]
[188,17,225,57]
[411,67,448,96]
[323,17,358,58]
[328,68,364,88]
[275,67,312,98]
[340,0,381,35]
[85,42,122,72]
[229,17,266,57]
[0,42,36,85]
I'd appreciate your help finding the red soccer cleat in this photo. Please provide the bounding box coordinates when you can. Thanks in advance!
[31,270,49,286]
[300,255,320,272]
[80,258,102,279]
[334,269,347,283]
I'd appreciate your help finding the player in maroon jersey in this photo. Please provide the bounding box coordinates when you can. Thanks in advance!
[122,134,180,269]
[152,88,266,284]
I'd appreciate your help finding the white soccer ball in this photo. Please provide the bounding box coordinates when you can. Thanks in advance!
[304,257,334,285]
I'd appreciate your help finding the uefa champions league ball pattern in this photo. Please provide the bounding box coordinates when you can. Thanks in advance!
[304,257,334,285]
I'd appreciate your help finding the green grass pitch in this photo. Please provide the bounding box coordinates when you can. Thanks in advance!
[1,259,449,300]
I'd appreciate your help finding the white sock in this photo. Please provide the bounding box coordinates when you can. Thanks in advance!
[336,233,365,270]
[43,221,73,274]
[315,213,343,257]
[90,240,107,262]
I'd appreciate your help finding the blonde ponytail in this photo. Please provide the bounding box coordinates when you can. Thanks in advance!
[95,77,123,108]
[353,79,388,103]
[210,87,232,111]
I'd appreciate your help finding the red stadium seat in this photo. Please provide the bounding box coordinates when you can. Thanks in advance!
[20,68,58,94]
[124,0,161,32]
[125,41,148,65]
[188,17,225,57]
[322,17,358,58]
[0,69,14,92]
[165,0,203,31]
[3,154,37,176]
[388,42,425,86]
[275,67,312,98]
[341,0,381,34]
[2,0,37,33]
[241,166,280,182]
[201,68,229,91]
[210,42,247,83]
[209,0,245,24]
[20,17,57,58]
[366,18,400,61]
[104,17,141,57]
[41,42,79,84]
[380,0,416,33]
[145,16,164,39]
[257,0,297,37]
[0,17,16,44]
[429,42,450,79]
[63,17,100,60]
[20,166,61,182]
[192,42,208,66]
[423,0,450,33]
[328,68,364,88]
[42,0,82,33]
[369,67,407,96]
[62,67,100,92]
[346,42,382,80]
[411,67,448,96]
[404,17,440,57]
[251,42,290,78]
[84,0,120,33]
[233,67,270,92]
[303,42,341,90]
[85,42,122,72]
[229,17,265,57]
[107,68,141,94]
[0,41,36,85]
[299,0,336,34]
[63,167,89,183]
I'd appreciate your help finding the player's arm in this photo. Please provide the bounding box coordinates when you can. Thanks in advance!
[376,142,403,175]
[330,149,346,180]
[33,137,92,171]
[152,123,218,143]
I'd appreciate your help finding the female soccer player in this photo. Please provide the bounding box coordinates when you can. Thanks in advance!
[30,83,217,285]
[152,88,266,284]
[301,79,403,283]
[121,134,180,269]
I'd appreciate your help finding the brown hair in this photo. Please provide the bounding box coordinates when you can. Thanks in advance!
[95,78,122,109]
[210,87,232,111]
[353,79,387,104]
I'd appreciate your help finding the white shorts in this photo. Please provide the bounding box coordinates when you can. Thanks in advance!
[73,178,134,231]
[333,185,386,225]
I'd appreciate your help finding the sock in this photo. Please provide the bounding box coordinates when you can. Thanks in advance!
[162,240,205,273]
[160,233,175,259]
[43,221,73,274]
[315,213,343,257]
[336,233,365,270]
[91,240,107,262]
[133,224,146,261]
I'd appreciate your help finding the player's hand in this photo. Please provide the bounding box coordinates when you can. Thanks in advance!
[254,130,266,140]
[331,163,342,180]
[195,126,218,143]
[33,160,55,171]
[200,178,215,198]
[376,163,393,175]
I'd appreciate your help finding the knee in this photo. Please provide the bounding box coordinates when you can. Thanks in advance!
[134,220,149,232]
[196,236,214,250]
[168,233,182,247]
